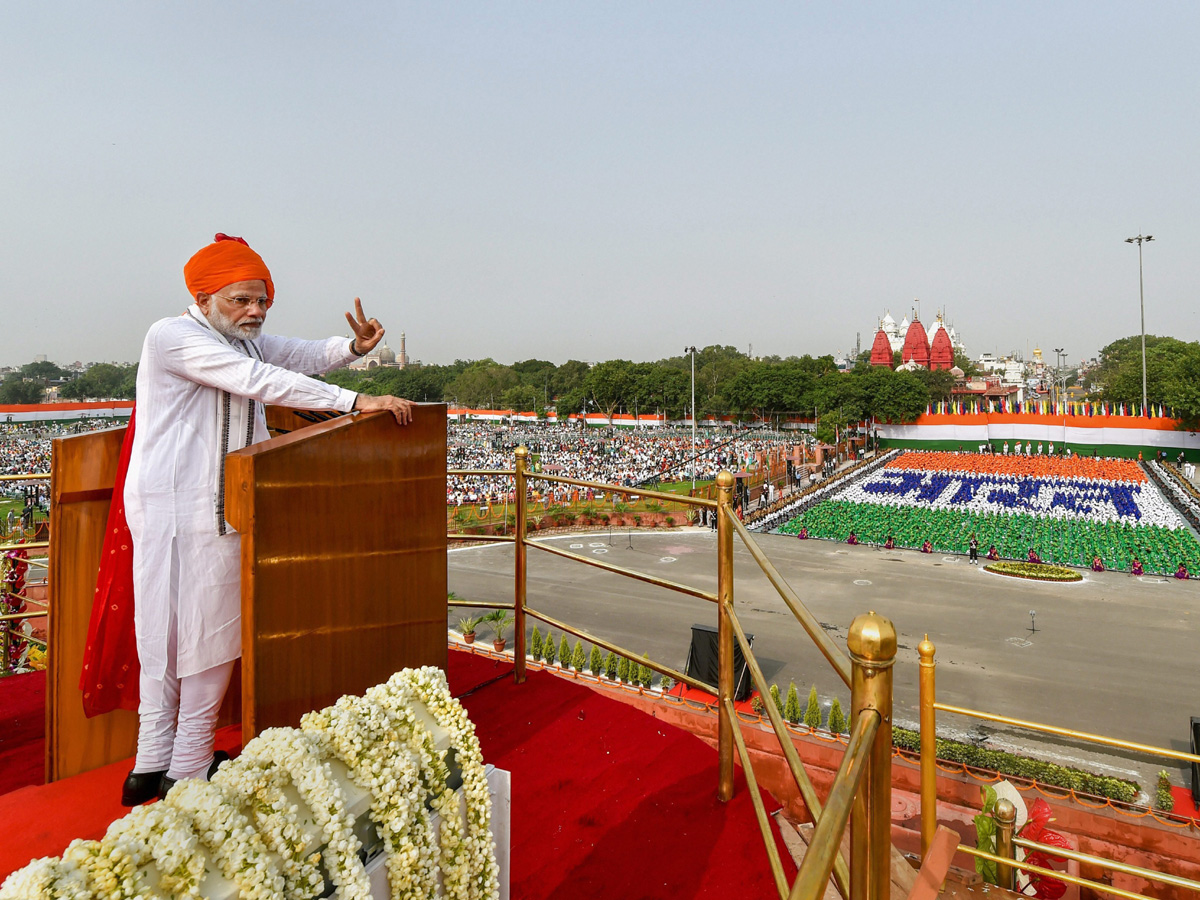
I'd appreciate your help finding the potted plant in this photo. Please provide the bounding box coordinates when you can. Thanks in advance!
[487,611,512,652]
[458,616,481,644]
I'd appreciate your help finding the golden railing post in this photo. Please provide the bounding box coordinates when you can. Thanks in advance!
[849,611,896,900]
[716,469,735,802]
[994,798,1017,891]
[513,446,528,684]
[0,624,10,677]
[918,634,937,860]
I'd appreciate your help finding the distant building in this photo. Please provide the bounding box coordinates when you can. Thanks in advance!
[869,310,963,372]
[349,332,410,371]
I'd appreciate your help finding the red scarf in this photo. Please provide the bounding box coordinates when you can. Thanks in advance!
[78,409,140,716]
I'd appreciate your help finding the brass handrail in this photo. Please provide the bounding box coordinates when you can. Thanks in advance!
[1014,836,1200,894]
[527,539,717,603]
[522,471,718,509]
[0,610,45,623]
[447,534,515,543]
[791,710,880,900]
[934,701,1200,765]
[22,557,49,568]
[0,473,50,482]
[523,605,711,693]
[0,542,49,553]
[448,469,516,477]
[448,600,516,611]
[957,844,1157,900]
[728,602,850,898]
[724,507,853,688]
[722,695,790,900]
[450,451,897,900]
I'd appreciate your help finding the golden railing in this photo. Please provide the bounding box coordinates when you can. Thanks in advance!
[1,475,51,681]
[1,471,51,675]
[918,637,1200,898]
[449,447,899,900]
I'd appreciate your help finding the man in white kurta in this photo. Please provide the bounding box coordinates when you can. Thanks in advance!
[122,234,411,803]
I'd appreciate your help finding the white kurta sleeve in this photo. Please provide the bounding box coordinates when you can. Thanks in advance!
[255,333,358,375]
[155,320,357,411]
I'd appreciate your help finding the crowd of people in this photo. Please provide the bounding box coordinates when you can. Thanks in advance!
[446,423,798,506]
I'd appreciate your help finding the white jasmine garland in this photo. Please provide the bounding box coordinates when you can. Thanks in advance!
[398,667,499,900]
[302,694,436,900]
[165,779,285,900]
[105,803,206,899]
[239,728,371,900]
[212,755,324,898]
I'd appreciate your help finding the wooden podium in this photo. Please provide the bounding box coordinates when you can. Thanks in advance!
[48,404,447,779]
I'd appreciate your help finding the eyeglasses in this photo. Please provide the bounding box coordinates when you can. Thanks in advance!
[214,293,273,310]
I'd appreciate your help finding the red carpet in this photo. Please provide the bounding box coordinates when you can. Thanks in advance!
[2,651,795,897]
[449,650,795,898]
[0,671,46,795]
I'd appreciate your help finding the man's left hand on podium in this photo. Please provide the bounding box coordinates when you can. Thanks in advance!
[345,297,386,356]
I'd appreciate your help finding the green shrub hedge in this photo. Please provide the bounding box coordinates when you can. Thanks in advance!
[892,727,1138,802]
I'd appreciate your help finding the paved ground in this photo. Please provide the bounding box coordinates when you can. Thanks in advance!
[448,528,1200,798]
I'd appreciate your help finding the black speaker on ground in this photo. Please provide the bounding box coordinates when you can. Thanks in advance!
[685,623,753,701]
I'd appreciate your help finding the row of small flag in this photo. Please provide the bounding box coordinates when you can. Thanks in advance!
[927,400,1174,417]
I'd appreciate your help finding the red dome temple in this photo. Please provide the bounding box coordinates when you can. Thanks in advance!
[869,329,894,368]
[901,317,930,367]
[929,327,954,371]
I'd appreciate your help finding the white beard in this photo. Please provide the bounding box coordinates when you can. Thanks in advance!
[206,304,263,341]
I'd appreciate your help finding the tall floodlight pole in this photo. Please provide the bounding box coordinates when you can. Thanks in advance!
[1125,234,1154,415]
[686,346,697,488]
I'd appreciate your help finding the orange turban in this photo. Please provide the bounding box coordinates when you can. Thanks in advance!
[183,233,275,300]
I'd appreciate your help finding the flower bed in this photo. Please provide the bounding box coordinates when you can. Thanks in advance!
[983,561,1083,582]
[777,450,1200,575]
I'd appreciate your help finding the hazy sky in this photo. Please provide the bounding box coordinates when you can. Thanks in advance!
[3,3,1197,370]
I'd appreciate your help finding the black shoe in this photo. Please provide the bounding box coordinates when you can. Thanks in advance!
[157,751,230,801]
[121,769,167,806]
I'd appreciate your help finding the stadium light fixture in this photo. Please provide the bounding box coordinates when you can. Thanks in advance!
[1125,234,1154,415]
[685,346,697,488]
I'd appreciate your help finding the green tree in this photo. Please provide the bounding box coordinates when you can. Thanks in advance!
[828,698,847,734]
[20,360,67,381]
[603,651,618,678]
[1163,343,1200,430]
[59,363,136,400]
[769,683,782,714]
[589,645,603,675]
[803,686,823,730]
[530,626,544,661]
[571,640,586,671]
[1156,770,1175,812]
[584,359,637,422]
[639,655,653,687]
[0,378,44,404]
[558,636,571,667]
[542,633,557,665]
[616,655,630,682]
[914,368,956,404]
[445,359,519,408]
[500,383,542,412]
[783,682,801,724]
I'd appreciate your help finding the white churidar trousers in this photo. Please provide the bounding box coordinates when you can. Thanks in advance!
[133,537,236,781]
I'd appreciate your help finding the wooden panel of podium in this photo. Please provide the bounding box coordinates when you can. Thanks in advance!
[47,404,447,779]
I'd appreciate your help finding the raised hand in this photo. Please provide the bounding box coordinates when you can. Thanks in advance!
[345,297,385,355]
